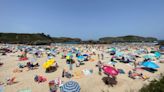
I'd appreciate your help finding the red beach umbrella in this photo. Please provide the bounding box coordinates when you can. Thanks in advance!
[102,65,119,77]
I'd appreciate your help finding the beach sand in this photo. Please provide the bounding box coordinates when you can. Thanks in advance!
[0,44,164,92]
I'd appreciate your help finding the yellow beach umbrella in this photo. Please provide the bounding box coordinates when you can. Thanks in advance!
[66,56,70,60]
[43,58,55,69]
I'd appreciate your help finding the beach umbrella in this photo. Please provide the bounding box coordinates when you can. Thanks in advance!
[77,56,85,61]
[66,56,70,60]
[102,65,119,77]
[48,56,53,59]
[142,61,159,69]
[50,50,56,55]
[67,52,73,59]
[154,52,161,58]
[30,58,36,62]
[61,81,80,92]
[115,52,123,57]
[43,58,55,69]
[83,54,88,56]
[108,47,116,52]
[67,52,73,56]
[143,55,153,60]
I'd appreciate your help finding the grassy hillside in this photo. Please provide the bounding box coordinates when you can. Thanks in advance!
[0,33,158,44]
[0,33,52,44]
[99,35,158,43]
[0,33,82,45]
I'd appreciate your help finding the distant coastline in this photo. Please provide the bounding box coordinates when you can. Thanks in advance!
[0,32,159,45]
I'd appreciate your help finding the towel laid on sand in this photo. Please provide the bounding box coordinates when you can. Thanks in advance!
[0,85,4,92]
[17,89,32,92]
[82,69,93,76]
[73,70,83,79]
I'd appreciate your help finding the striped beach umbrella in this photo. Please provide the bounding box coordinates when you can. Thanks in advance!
[61,81,80,92]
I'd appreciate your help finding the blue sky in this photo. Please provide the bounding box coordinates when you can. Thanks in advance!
[0,0,164,40]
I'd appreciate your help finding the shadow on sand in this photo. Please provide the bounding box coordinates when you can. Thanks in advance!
[102,77,117,87]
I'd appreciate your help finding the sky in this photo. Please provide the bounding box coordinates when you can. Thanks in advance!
[0,0,164,40]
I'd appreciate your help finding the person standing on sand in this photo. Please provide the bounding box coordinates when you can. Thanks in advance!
[101,53,104,60]
[97,61,102,75]
[98,54,100,60]
[62,69,65,78]
[133,61,137,69]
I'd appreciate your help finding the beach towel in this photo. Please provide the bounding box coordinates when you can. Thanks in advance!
[142,75,150,80]
[19,57,28,61]
[89,59,95,62]
[17,89,32,92]
[73,70,83,79]
[0,85,4,92]
[82,69,93,76]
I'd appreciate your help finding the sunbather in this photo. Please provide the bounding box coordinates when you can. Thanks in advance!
[34,75,47,83]
[6,77,17,85]
[62,69,72,78]
[26,62,39,70]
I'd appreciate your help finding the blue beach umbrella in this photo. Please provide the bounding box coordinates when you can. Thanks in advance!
[154,52,161,58]
[142,61,159,69]
[83,54,88,56]
[77,56,85,61]
[115,52,123,57]
[67,52,73,57]
[30,58,36,62]
[61,81,80,92]
[143,55,153,60]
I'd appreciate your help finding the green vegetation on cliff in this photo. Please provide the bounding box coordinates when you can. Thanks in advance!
[0,33,158,44]
[0,33,81,45]
[99,35,157,43]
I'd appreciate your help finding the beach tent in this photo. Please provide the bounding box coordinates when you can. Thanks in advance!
[102,65,119,77]
[61,81,80,92]
[141,61,159,69]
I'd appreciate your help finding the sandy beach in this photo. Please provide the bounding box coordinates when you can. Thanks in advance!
[0,44,164,92]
